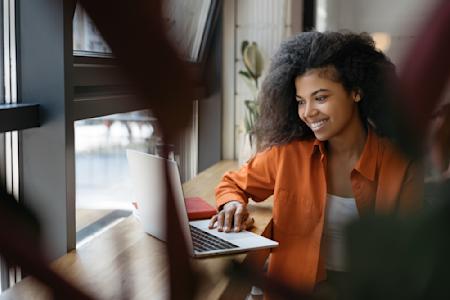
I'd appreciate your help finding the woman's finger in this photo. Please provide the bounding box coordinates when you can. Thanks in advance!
[217,211,225,231]
[233,205,246,232]
[223,206,236,232]
[208,214,218,229]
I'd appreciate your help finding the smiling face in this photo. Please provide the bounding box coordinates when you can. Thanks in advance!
[295,67,363,142]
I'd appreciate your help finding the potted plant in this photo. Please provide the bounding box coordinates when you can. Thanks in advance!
[238,41,264,165]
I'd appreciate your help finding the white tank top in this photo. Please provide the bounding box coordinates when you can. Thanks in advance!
[322,193,359,272]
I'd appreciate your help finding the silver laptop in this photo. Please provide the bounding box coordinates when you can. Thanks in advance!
[126,149,278,257]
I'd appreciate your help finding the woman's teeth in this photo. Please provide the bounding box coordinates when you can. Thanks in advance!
[309,119,328,131]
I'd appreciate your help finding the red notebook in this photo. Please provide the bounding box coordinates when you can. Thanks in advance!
[131,197,217,221]
[185,197,217,220]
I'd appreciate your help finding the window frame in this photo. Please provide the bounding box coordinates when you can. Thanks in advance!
[0,0,5,290]
[193,0,222,65]
[72,54,148,120]
[0,0,222,277]
[17,0,77,259]
[71,0,223,120]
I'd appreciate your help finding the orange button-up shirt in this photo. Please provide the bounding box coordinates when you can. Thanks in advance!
[216,128,423,292]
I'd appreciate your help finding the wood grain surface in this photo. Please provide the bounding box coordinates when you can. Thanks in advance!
[0,160,274,300]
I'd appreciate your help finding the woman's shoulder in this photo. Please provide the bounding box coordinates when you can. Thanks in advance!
[373,132,414,168]
[257,138,316,157]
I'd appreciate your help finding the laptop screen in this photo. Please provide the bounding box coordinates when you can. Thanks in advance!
[126,150,193,250]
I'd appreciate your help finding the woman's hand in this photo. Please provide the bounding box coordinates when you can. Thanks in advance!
[208,200,254,232]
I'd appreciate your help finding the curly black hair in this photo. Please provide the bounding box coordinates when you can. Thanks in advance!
[256,31,397,149]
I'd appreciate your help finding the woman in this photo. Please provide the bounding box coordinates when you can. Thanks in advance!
[209,32,423,296]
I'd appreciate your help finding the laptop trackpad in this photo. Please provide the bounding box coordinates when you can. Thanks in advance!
[190,219,277,244]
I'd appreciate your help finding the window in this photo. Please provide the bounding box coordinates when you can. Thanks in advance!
[71,3,201,245]
[75,110,158,245]
[72,4,150,243]
[73,5,111,56]
[163,0,212,62]
[0,1,220,291]
[0,0,5,289]
[0,0,4,279]
[1,0,19,292]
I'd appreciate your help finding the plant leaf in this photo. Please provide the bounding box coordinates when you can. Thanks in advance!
[241,40,249,58]
[243,42,264,80]
[238,70,252,80]
[244,100,259,134]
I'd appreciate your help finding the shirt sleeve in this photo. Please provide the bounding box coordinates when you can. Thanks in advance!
[215,146,279,209]
[398,160,424,214]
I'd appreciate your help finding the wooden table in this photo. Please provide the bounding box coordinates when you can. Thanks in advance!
[0,160,274,300]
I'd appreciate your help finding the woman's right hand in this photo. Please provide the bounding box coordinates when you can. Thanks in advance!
[208,200,254,232]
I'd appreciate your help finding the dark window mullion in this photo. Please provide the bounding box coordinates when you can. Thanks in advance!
[72,95,148,121]
[0,104,40,133]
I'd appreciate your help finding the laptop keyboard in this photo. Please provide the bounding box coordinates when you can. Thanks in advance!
[189,225,239,253]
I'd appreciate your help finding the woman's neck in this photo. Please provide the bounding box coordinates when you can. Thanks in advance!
[327,120,367,159]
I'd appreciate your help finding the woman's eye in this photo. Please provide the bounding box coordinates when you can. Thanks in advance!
[297,100,305,106]
[316,95,327,102]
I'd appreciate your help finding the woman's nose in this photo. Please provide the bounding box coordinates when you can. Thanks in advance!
[303,103,318,118]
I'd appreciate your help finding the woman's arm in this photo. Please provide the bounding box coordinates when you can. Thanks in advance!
[216,147,279,206]
[210,146,279,232]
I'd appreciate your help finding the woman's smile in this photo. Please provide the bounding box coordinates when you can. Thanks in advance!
[307,118,329,131]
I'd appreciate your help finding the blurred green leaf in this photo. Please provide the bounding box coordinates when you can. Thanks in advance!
[239,70,252,79]
[241,40,249,58]
[243,42,264,82]
[239,41,264,136]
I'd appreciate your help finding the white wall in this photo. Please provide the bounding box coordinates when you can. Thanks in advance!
[316,0,441,66]
[222,0,303,159]
[222,0,236,160]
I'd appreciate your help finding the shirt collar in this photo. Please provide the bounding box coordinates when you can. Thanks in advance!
[312,138,326,156]
[353,127,379,181]
[310,126,379,181]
